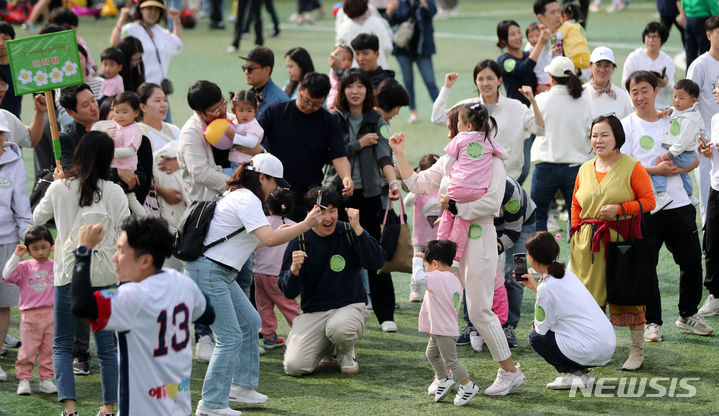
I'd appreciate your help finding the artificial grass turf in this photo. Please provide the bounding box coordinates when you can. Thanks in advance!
[2,0,718,414]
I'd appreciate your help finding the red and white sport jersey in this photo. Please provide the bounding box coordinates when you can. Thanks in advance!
[91,269,207,416]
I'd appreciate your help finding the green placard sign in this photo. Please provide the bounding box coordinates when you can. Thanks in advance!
[6,30,83,95]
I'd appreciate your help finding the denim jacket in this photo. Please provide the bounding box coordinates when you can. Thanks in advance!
[324,109,392,198]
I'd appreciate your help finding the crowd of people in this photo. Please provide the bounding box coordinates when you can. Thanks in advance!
[0,0,717,414]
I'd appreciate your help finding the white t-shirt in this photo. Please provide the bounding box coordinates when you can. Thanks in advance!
[582,83,634,120]
[91,270,207,416]
[621,113,690,209]
[203,188,269,271]
[622,48,675,110]
[532,85,593,164]
[709,114,719,191]
[534,270,615,366]
[687,52,719,136]
[121,22,183,85]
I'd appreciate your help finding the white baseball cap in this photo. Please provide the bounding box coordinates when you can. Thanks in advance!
[544,56,575,78]
[590,46,616,65]
[0,113,9,133]
[247,153,291,189]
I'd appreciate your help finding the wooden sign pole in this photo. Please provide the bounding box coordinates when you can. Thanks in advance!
[44,90,61,169]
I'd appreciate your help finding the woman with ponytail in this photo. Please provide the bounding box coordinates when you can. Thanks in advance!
[253,188,302,349]
[518,231,615,390]
[184,154,322,415]
[530,56,592,232]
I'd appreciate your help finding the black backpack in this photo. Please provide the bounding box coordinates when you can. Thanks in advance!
[173,194,245,261]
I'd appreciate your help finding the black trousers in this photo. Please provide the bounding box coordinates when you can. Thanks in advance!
[243,0,280,33]
[530,329,586,374]
[232,0,263,48]
[660,13,686,50]
[644,204,703,325]
[343,193,396,324]
[703,188,719,297]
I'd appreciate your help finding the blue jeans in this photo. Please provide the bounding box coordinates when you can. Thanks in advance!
[185,256,261,408]
[54,284,118,404]
[236,252,255,297]
[395,54,439,111]
[530,163,580,231]
[503,221,535,328]
[529,329,585,374]
[651,151,694,196]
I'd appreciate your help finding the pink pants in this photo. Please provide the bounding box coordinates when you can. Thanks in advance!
[254,273,301,338]
[16,306,54,380]
[438,187,487,258]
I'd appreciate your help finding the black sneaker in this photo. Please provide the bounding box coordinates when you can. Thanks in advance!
[456,325,474,346]
[504,325,518,348]
[73,356,90,375]
[209,21,226,30]
[270,28,281,37]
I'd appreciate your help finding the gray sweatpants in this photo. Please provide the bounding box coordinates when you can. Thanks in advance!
[426,334,470,383]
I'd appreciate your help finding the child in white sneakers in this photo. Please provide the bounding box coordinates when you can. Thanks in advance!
[414,240,479,406]
[651,79,703,213]
[405,154,440,302]
[1,226,56,396]
[254,188,301,349]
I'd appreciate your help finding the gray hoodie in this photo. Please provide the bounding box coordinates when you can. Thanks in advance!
[0,141,32,244]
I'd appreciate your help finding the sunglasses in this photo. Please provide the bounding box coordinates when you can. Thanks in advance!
[242,65,260,74]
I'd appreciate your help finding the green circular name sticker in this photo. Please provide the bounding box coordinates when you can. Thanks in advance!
[503,59,516,73]
[467,142,484,159]
[535,305,546,322]
[379,124,390,138]
[639,135,654,150]
[670,120,681,136]
[329,255,345,272]
[468,224,483,240]
[505,199,521,214]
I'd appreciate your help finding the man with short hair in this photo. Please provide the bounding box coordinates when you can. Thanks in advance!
[621,71,712,354]
[0,22,22,118]
[279,187,385,376]
[350,33,395,90]
[241,46,289,116]
[58,84,100,171]
[70,217,214,416]
[258,72,354,222]
[583,47,634,119]
[532,0,564,92]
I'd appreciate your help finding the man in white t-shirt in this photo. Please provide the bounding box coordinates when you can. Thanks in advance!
[71,217,214,416]
[687,15,719,227]
[532,0,564,91]
[583,47,633,119]
[621,70,713,342]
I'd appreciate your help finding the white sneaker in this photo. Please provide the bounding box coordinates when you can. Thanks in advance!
[409,287,422,302]
[644,323,662,342]
[484,364,526,396]
[469,331,484,352]
[339,348,359,374]
[226,45,238,53]
[229,385,267,404]
[546,372,592,390]
[195,335,214,362]
[547,215,561,233]
[651,193,673,214]
[698,294,719,317]
[434,377,455,402]
[38,378,57,394]
[589,2,601,12]
[606,1,626,12]
[380,321,398,332]
[4,333,21,349]
[675,314,714,336]
[17,379,31,395]
[453,381,479,406]
[195,400,242,416]
[0,364,6,381]
[259,345,266,356]
[427,376,442,395]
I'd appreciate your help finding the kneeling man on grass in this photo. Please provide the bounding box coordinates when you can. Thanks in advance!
[279,186,386,376]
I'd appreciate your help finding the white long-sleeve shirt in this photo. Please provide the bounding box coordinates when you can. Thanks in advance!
[621,48,675,110]
[335,15,394,69]
[430,87,544,179]
[531,85,592,164]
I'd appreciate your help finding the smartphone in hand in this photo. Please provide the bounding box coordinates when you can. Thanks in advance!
[513,253,528,281]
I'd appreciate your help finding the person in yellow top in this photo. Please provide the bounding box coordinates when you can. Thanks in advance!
[569,114,655,371]
[558,2,590,80]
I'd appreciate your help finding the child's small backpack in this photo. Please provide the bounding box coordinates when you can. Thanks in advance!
[173,193,245,261]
